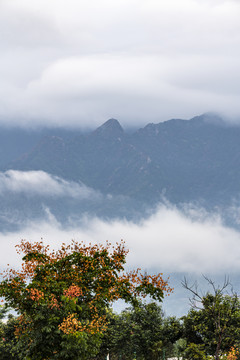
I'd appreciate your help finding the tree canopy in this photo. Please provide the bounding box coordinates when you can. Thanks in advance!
[0,239,172,359]
[182,276,240,360]
[97,302,182,360]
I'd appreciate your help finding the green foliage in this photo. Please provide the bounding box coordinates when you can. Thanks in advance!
[184,343,207,360]
[98,302,183,360]
[161,315,184,357]
[172,338,187,359]
[0,240,171,360]
[0,307,21,360]
[183,278,240,360]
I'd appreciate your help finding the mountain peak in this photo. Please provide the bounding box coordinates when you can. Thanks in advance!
[190,112,224,126]
[94,118,124,137]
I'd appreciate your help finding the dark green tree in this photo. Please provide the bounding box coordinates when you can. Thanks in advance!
[0,307,21,360]
[182,276,240,360]
[161,315,184,357]
[98,302,182,360]
[183,342,207,360]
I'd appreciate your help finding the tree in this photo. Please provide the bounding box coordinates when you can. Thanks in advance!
[161,315,184,358]
[108,302,164,360]
[182,276,240,360]
[97,302,182,360]
[183,342,207,360]
[0,239,172,359]
[0,306,21,360]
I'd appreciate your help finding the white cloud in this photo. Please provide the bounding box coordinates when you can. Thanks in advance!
[1,203,240,275]
[0,170,100,199]
[1,202,240,316]
[82,206,240,274]
[0,0,240,127]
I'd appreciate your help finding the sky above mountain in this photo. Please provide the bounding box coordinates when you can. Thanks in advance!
[1,0,240,128]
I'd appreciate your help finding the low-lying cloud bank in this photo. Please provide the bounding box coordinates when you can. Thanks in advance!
[0,170,100,199]
[1,203,240,276]
[0,170,239,275]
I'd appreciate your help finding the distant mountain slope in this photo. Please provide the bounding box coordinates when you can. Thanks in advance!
[3,113,240,206]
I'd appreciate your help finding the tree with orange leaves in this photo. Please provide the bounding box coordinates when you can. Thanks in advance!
[0,239,172,359]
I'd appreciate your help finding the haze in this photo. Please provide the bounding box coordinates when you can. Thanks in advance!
[0,0,240,127]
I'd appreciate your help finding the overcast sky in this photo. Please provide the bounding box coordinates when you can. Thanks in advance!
[0,0,240,128]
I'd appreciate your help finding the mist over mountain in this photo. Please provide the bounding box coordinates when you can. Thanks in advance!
[3,113,240,207]
[0,112,240,233]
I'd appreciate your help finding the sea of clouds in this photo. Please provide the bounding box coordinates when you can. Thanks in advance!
[1,170,240,276]
[1,170,240,315]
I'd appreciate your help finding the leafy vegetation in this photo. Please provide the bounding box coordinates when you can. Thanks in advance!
[0,239,172,359]
[1,240,240,359]
[97,302,183,360]
[182,277,240,360]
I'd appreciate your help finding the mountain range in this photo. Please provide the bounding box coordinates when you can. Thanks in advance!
[1,113,240,230]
